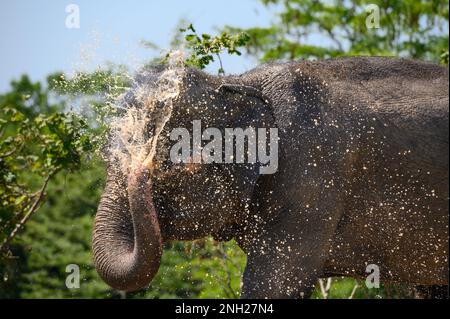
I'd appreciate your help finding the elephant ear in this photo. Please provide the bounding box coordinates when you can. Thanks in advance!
[215,82,277,214]
[218,83,273,127]
[217,84,271,105]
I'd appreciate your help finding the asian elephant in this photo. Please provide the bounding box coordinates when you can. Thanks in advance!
[92,57,449,298]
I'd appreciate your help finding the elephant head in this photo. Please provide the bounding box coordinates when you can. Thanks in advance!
[92,66,276,292]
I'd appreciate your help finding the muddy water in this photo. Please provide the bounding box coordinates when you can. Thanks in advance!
[108,51,185,175]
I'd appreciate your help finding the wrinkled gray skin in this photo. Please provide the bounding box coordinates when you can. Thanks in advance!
[93,57,449,298]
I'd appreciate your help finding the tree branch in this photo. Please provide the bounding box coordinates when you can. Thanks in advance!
[325,29,344,52]
[217,243,239,298]
[319,277,332,299]
[0,174,53,254]
[348,282,360,299]
[0,143,24,158]
[216,53,225,75]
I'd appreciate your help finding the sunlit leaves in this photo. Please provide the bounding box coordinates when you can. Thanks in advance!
[48,68,130,99]
[225,0,449,63]
[0,78,94,251]
[177,24,250,74]
[440,49,449,65]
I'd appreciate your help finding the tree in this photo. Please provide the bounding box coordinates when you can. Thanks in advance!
[179,23,250,75]
[225,0,449,63]
[0,75,95,254]
[0,75,95,297]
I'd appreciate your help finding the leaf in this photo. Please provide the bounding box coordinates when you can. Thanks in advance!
[11,112,25,122]
[185,34,198,42]
[188,23,196,33]
[14,195,28,205]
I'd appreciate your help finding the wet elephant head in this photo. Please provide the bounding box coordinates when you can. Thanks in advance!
[92,66,275,291]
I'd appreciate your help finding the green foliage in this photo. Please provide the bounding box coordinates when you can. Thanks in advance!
[177,24,250,75]
[48,68,130,100]
[441,49,449,65]
[226,0,449,62]
[311,277,416,299]
[48,67,131,126]
[0,76,99,297]
[131,239,246,299]
[8,160,108,298]
[0,76,94,255]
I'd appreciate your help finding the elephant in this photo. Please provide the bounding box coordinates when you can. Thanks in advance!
[92,56,449,298]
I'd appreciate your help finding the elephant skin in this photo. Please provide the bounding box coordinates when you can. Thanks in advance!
[92,57,449,298]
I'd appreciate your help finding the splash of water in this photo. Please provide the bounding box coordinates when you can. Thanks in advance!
[108,51,186,175]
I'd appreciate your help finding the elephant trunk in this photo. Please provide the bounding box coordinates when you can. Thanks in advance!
[92,164,162,292]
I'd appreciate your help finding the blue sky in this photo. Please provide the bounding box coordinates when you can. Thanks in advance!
[0,1,275,92]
